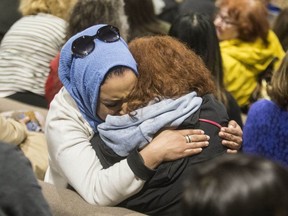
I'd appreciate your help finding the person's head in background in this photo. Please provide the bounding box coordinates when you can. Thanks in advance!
[66,0,129,41]
[124,0,170,42]
[273,7,288,51]
[214,0,269,44]
[19,0,76,19]
[44,0,130,106]
[181,153,288,216]
[169,12,227,107]
[59,24,138,131]
[178,0,217,21]
[267,51,288,110]
[155,0,184,24]
[125,35,215,113]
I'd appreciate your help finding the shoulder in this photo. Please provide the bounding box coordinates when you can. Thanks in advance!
[268,30,282,42]
[15,14,66,26]
[46,87,93,134]
[34,14,67,35]
[245,99,278,124]
[249,99,276,113]
[202,94,227,112]
[46,88,90,132]
[267,30,285,67]
[35,13,67,24]
[7,14,66,40]
[219,41,243,67]
[200,94,229,125]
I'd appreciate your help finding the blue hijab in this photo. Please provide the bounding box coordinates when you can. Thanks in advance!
[58,24,138,131]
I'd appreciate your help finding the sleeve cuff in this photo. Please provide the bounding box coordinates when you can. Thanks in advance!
[127,149,155,181]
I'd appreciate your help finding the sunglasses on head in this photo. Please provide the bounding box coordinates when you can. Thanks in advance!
[71,25,120,58]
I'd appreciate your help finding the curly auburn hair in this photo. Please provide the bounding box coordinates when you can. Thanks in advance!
[126,35,216,112]
[216,0,269,44]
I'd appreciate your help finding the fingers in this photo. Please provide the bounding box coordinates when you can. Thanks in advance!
[187,141,209,149]
[227,149,238,154]
[219,129,242,150]
[183,138,209,157]
[184,142,206,156]
[180,130,210,155]
[178,129,210,143]
[144,129,211,166]
[220,130,242,143]
[219,121,243,151]
[222,140,241,150]
[178,129,205,136]
[221,126,243,138]
[228,120,237,128]
[184,148,203,156]
[189,134,210,142]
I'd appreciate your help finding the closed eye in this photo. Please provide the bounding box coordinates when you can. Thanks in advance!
[103,101,122,108]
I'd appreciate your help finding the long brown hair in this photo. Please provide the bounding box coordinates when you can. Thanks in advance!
[268,52,288,109]
[127,35,216,112]
[273,8,288,51]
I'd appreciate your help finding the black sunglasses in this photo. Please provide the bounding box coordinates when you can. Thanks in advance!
[71,25,120,58]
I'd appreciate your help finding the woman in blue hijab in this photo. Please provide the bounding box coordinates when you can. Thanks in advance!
[44,24,242,206]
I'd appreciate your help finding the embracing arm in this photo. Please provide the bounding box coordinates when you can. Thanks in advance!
[46,117,207,205]
[140,129,209,169]
[219,120,243,153]
[45,97,142,206]
[45,90,209,206]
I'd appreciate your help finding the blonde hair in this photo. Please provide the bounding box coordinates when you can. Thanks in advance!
[19,0,77,20]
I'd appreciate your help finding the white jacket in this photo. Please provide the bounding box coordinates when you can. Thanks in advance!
[44,88,146,206]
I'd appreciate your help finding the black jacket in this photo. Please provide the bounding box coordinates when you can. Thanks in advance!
[91,94,229,216]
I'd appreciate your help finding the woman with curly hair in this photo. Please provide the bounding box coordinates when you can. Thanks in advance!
[95,35,241,215]
[45,24,223,210]
[44,24,242,214]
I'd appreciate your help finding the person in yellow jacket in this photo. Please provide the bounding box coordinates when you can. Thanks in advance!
[214,0,285,109]
[0,114,48,180]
